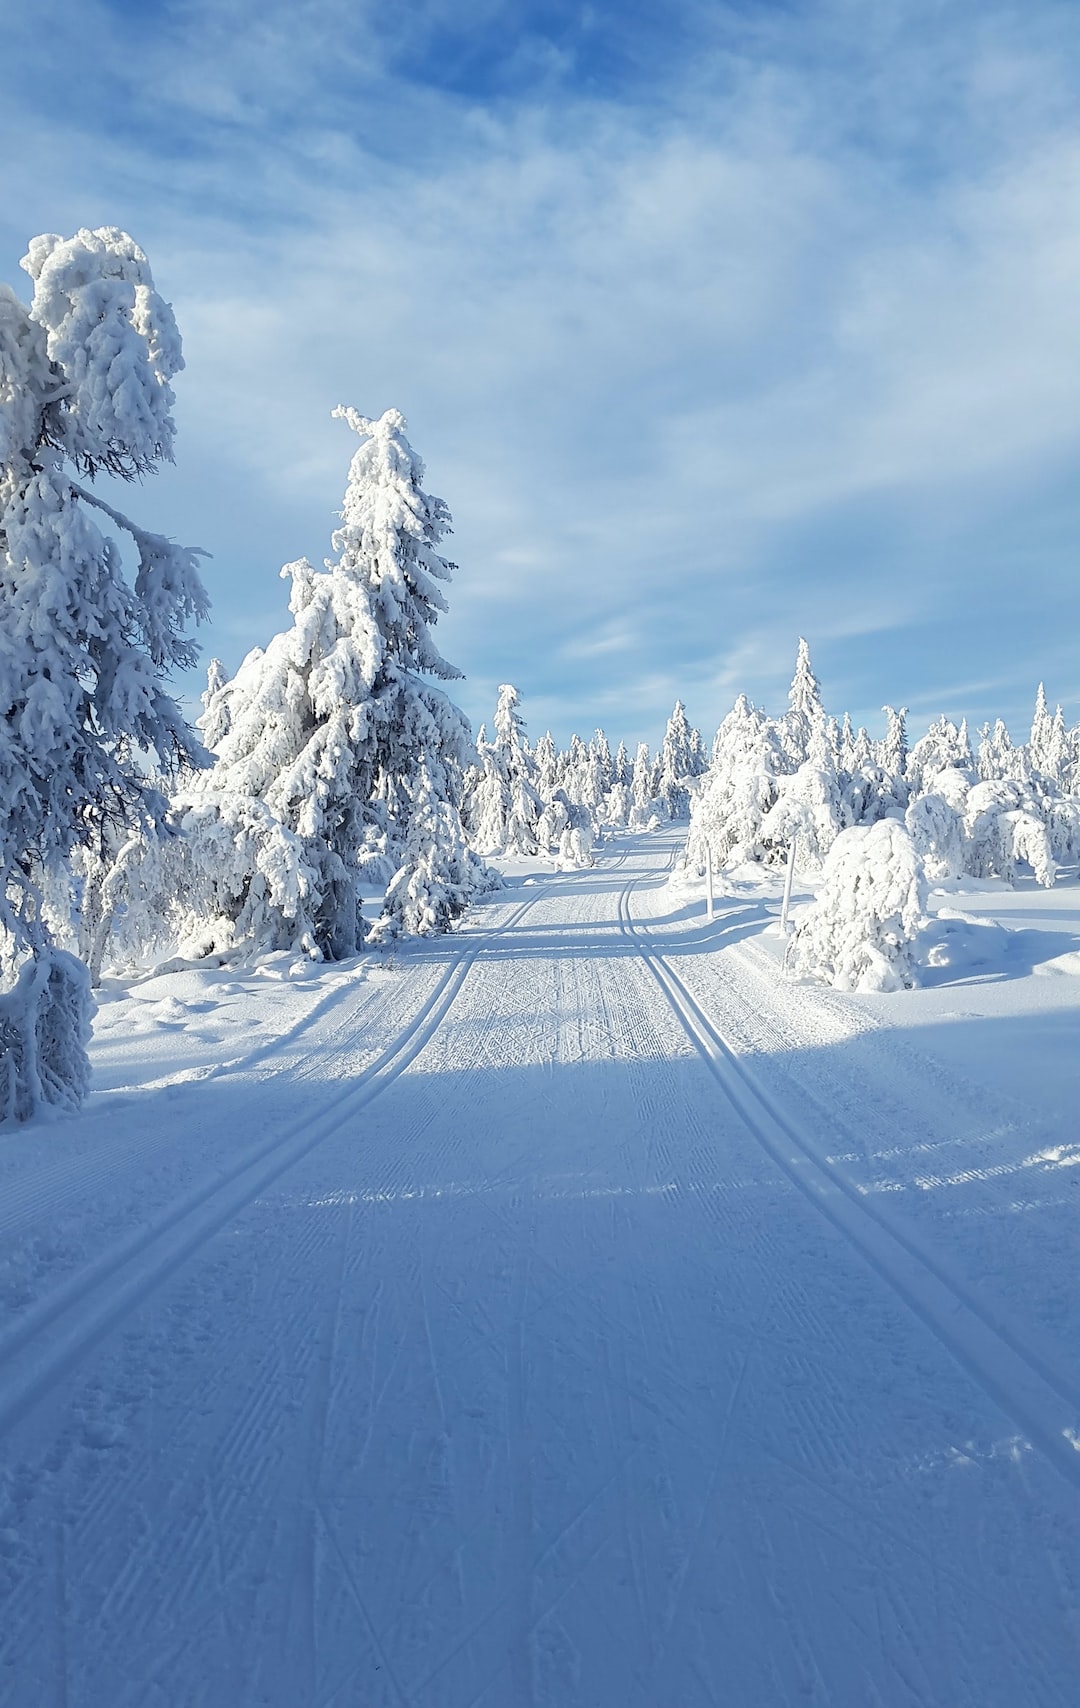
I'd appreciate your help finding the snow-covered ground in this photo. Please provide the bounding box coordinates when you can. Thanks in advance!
[2,832,1080,1706]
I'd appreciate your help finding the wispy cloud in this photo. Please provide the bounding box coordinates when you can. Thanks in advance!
[3,0,1080,746]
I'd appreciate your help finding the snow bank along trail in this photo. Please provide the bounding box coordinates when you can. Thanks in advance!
[1,836,1079,1707]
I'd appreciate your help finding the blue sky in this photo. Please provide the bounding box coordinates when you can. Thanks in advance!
[3,0,1080,749]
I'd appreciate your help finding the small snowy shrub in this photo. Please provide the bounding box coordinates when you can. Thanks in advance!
[558,821,595,869]
[786,819,928,993]
[536,788,571,854]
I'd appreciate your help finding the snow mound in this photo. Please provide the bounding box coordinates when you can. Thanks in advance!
[1033,951,1080,978]
[917,908,1012,978]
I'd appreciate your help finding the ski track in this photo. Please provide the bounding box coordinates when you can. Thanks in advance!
[615,872,1080,1491]
[0,835,1079,1705]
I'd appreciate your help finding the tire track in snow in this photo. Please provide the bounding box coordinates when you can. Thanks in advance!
[0,892,545,1440]
[616,874,1080,1494]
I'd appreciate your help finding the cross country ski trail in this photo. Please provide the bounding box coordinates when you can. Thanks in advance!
[0,836,1079,1707]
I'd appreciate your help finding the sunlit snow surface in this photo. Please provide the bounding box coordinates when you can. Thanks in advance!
[2,833,1080,1706]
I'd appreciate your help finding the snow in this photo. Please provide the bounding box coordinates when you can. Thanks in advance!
[2,833,1080,1703]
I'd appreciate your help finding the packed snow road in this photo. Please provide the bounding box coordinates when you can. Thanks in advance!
[2,834,1080,1707]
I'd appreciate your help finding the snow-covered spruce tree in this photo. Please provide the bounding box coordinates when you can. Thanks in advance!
[786,819,928,993]
[541,732,598,859]
[179,407,485,958]
[593,728,614,796]
[907,715,973,793]
[879,705,909,786]
[684,695,785,872]
[381,758,484,934]
[687,723,708,780]
[629,741,660,830]
[533,730,559,801]
[563,733,590,801]
[1042,705,1072,792]
[837,711,855,771]
[963,780,1056,889]
[977,719,1029,784]
[840,706,909,828]
[783,638,823,767]
[905,788,966,882]
[656,700,698,820]
[0,227,208,1114]
[588,740,610,815]
[463,683,542,856]
[759,717,846,870]
[604,741,634,829]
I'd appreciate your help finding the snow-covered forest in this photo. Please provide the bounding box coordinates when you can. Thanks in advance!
[4,228,1080,1118]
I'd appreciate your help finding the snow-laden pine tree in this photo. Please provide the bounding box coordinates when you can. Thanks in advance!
[783,639,823,767]
[0,227,208,1114]
[629,742,659,829]
[687,724,708,779]
[879,705,909,782]
[174,407,483,958]
[684,696,785,872]
[656,700,698,820]
[381,758,487,935]
[1027,685,1072,789]
[907,715,974,793]
[556,797,596,869]
[605,746,634,829]
[464,684,543,856]
[563,733,589,800]
[977,719,1029,784]
[759,717,846,870]
[838,711,857,773]
[905,790,966,882]
[963,781,1056,888]
[533,730,558,801]
[577,739,607,816]
[786,820,928,992]
[1030,684,1053,774]
[1046,706,1072,790]
[840,704,910,827]
[593,729,614,795]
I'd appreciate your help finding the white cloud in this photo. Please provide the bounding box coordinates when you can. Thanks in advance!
[3,0,1080,746]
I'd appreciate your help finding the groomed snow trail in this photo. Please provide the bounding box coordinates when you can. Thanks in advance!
[2,836,1080,1707]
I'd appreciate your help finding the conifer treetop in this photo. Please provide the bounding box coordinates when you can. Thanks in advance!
[330,405,461,682]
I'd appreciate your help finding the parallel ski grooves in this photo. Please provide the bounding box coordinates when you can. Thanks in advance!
[617,877,1080,1491]
[0,893,542,1437]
